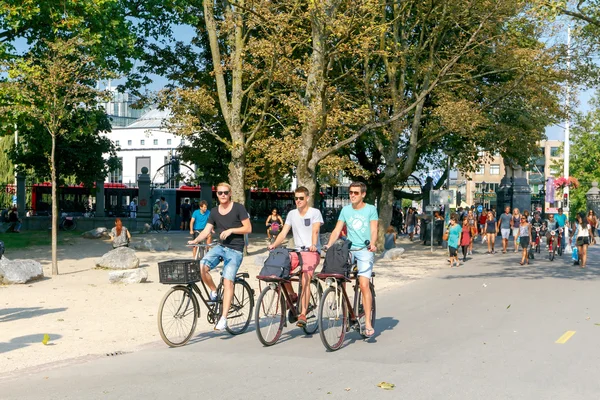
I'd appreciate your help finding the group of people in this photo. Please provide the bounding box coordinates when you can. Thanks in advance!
[445,205,597,268]
[188,181,378,337]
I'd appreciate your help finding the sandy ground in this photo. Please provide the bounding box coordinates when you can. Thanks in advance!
[0,232,448,377]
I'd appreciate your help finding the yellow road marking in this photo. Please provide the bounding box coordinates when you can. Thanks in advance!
[555,331,576,344]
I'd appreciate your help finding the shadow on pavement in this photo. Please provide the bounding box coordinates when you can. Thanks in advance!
[0,333,63,354]
[442,244,600,281]
[0,307,68,323]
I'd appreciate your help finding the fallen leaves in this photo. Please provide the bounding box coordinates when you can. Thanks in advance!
[377,382,395,390]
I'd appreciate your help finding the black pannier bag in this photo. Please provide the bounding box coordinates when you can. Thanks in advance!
[321,240,352,276]
[259,247,293,278]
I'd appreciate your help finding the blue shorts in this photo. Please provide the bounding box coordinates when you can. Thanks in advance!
[200,245,243,282]
[351,249,374,278]
[407,225,415,234]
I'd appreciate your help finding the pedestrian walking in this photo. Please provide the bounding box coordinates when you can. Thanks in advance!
[511,208,521,253]
[518,216,531,265]
[485,210,497,254]
[447,213,463,267]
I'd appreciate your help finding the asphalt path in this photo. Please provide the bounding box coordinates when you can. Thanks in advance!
[3,243,599,400]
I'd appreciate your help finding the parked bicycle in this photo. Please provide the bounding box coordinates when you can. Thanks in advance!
[317,240,376,351]
[157,242,254,347]
[548,227,563,261]
[254,248,322,346]
[153,213,171,232]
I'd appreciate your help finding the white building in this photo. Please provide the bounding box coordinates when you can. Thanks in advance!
[102,108,193,187]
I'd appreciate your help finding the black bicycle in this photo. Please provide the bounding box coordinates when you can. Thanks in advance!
[153,213,171,232]
[157,243,254,347]
[317,241,376,351]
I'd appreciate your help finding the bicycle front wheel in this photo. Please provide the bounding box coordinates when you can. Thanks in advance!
[357,283,376,338]
[318,285,347,351]
[157,286,198,347]
[226,279,254,335]
[255,284,285,346]
[550,247,555,261]
[558,244,563,256]
[302,278,322,335]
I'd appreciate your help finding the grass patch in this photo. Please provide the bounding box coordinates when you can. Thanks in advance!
[0,230,83,249]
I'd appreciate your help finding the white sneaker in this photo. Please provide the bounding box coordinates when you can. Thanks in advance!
[215,317,227,331]
[207,291,218,304]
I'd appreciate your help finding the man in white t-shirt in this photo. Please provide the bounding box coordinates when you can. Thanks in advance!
[268,186,323,327]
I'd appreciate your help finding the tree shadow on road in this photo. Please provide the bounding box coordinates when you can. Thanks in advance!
[0,307,68,323]
[441,246,600,281]
[0,333,63,354]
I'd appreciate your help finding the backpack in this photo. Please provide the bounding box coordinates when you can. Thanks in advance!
[259,248,298,279]
[321,240,352,276]
[271,222,280,233]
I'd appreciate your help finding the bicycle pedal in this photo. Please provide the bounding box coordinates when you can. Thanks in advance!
[288,310,297,324]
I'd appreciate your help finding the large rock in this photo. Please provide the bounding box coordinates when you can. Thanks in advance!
[382,248,405,260]
[132,237,171,252]
[96,247,139,270]
[82,227,109,239]
[108,268,148,284]
[0,257,44,284]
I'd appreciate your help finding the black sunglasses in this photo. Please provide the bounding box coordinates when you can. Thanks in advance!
[217,191,230,195]
[349,190,361,196]
[294,196,305,201]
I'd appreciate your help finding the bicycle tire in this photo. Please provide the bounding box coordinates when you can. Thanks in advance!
[255,285,285,346]
[318,285,347,351]
[558,245,563,256]
[550,248,555,261]
[226,279,254,335]
[357,283,376,338]
[63,220,77,231]
[164,220,171,232]
[536,241,541,253]
[157,285,199,347]
[302,278,322,335]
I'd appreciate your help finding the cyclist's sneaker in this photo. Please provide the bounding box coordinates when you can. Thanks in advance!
[215,317,227,331]
[296,314,307,327]
[207,291,218,304]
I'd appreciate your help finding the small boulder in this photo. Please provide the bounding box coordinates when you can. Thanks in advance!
[140,223,152,234]
[382,248,405,260]
[108,268,148,284]
[96,247,139,270]
[0,257,44,284]
[82,227,109,239]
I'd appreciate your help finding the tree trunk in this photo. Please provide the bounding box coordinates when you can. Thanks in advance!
[51,134,58,275]
[296,159,318,207]
[228,142,246,204]
[378,179,396,249]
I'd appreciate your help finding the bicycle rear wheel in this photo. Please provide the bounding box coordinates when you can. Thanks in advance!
[255,284,285,346]
[163,219,171,232]
[226,279,254,335]
[357,283,376,338]
[318,285,347,351]
[302,278,322,335]
[157,286,198,347]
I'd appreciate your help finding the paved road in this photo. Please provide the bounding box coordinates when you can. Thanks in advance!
[3,244,599,399]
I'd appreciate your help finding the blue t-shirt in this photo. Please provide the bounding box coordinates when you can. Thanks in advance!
[448,224,463,248]
[555,213,567,227]
[338,203,378,249]
[191,209,210,230]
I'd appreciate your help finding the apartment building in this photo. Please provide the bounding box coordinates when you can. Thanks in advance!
[457,140,564,210]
